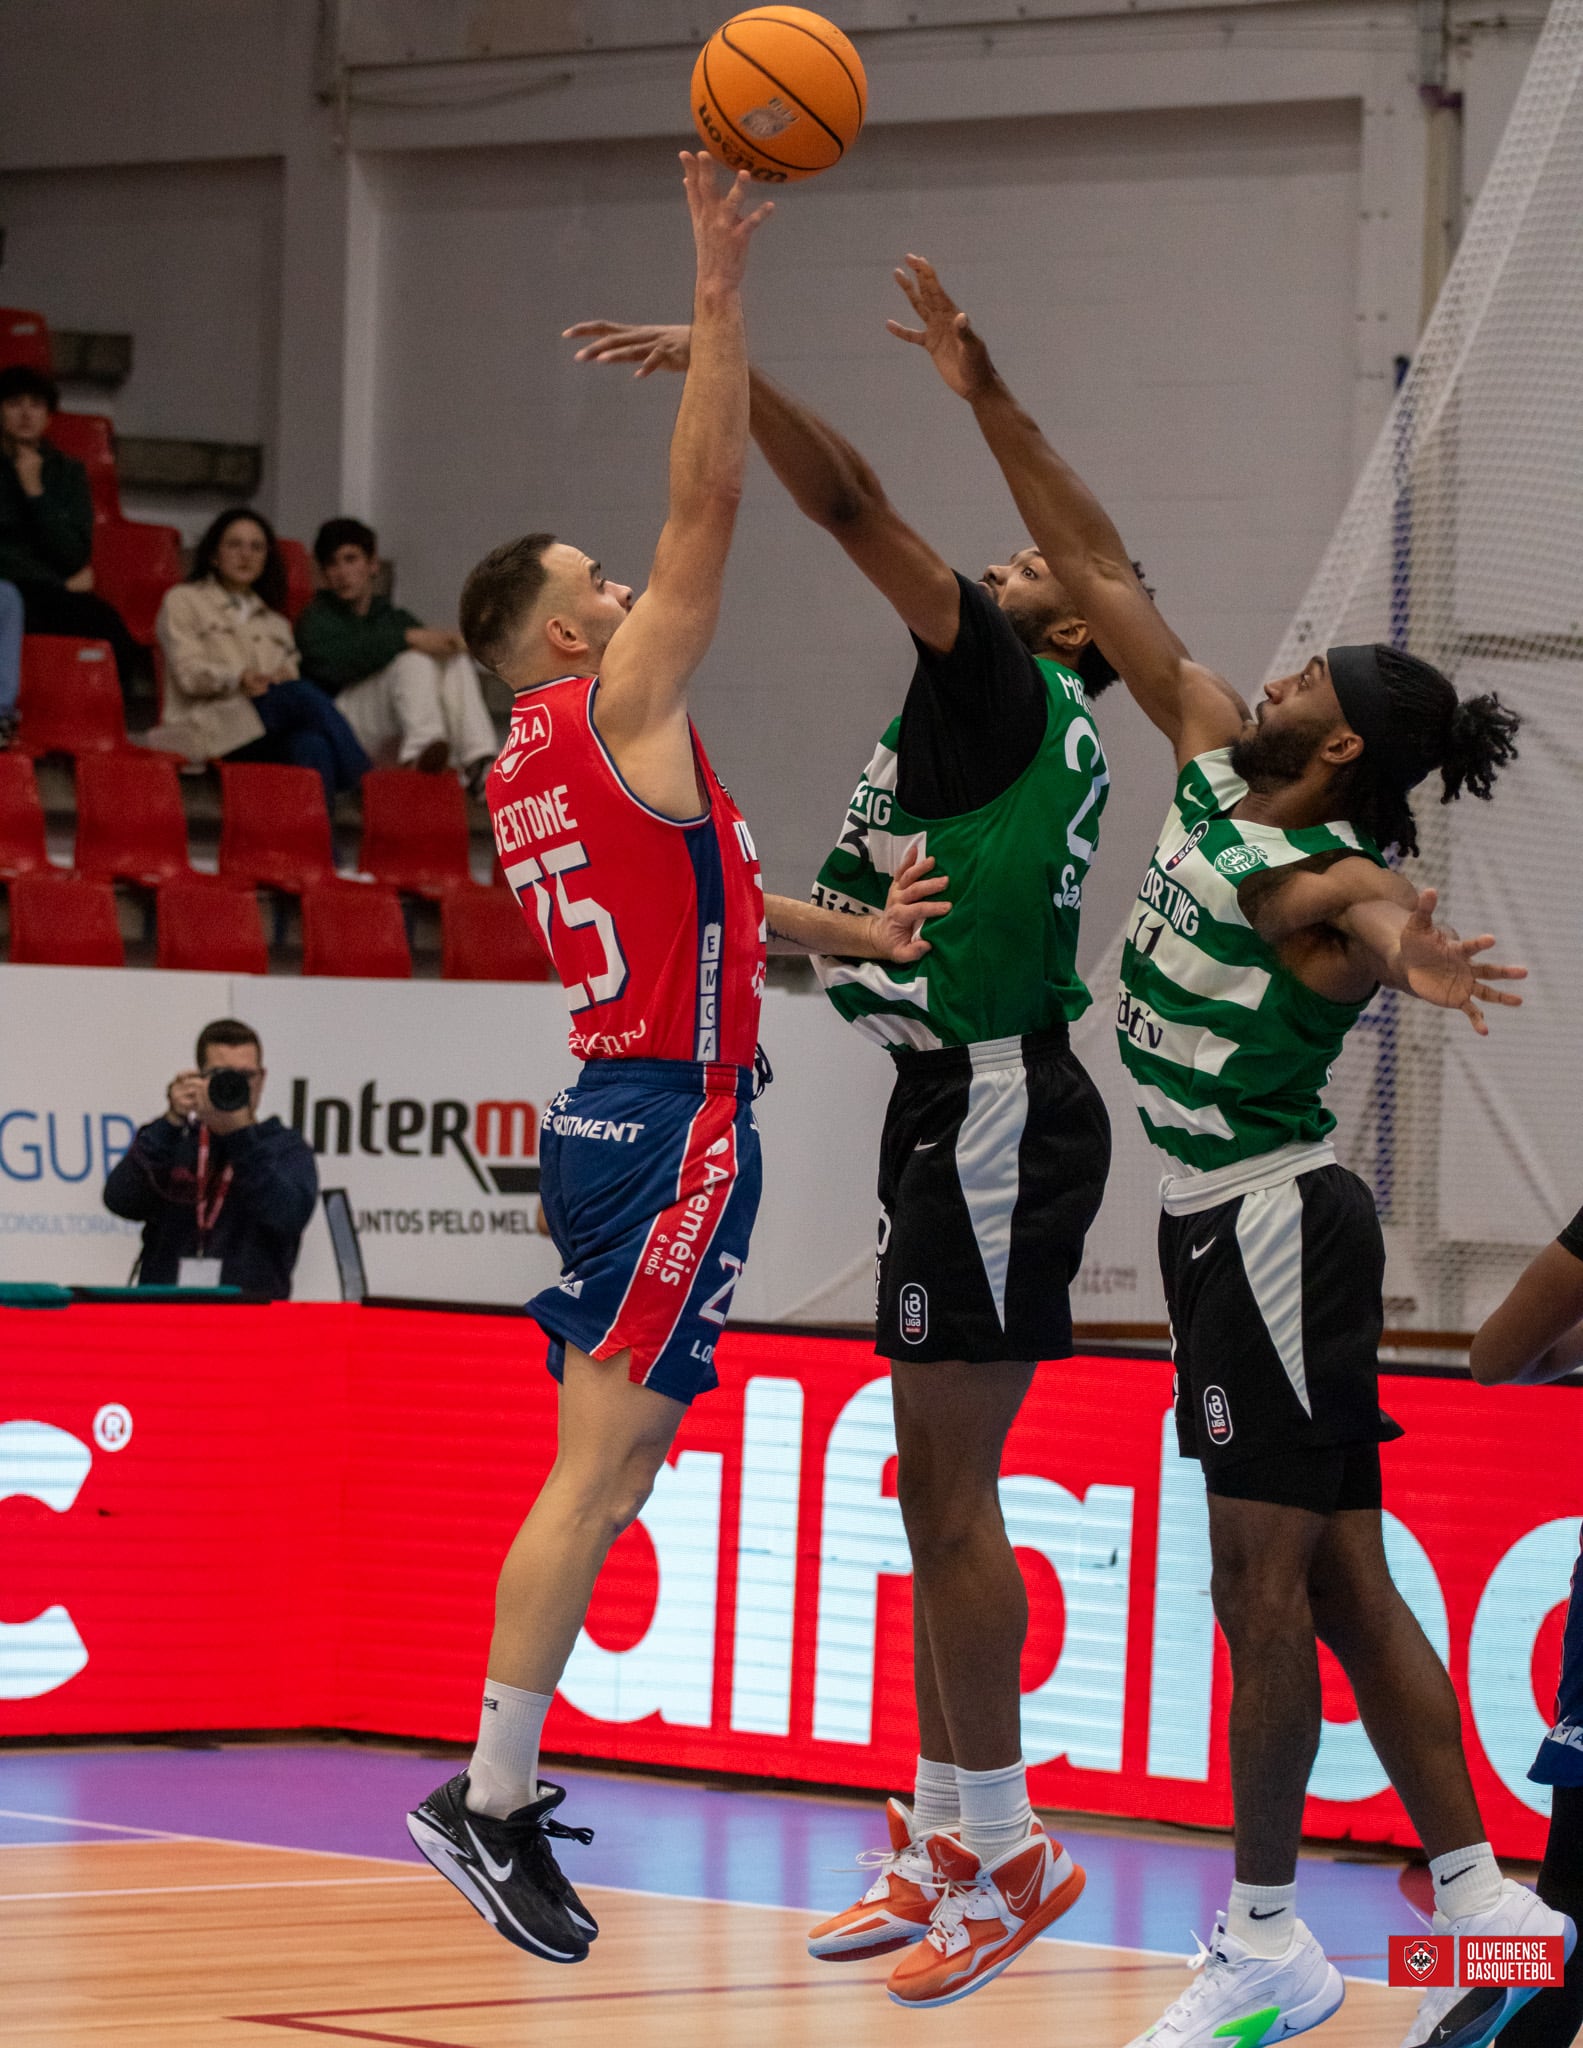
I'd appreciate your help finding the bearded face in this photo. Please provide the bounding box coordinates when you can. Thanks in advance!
[1229,706,1332,789]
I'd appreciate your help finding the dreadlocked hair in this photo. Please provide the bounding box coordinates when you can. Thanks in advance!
[1338,645,1521,860]
[1440,690,1521,804]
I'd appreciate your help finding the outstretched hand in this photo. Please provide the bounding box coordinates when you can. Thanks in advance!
[681,153,774,292]
[886,255,996,401]
[564,320,692,378]
[870,850,952,964]
[1397,887,1526,1034]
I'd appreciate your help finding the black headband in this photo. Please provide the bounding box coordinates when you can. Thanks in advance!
[1326,642,1434,792]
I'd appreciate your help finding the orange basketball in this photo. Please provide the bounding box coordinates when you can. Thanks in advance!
[692,8,867,184]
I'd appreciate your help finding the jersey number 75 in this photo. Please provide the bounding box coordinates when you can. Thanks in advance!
[504,841,629,1012]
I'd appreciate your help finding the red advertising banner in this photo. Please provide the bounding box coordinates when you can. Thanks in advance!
[1,1304,1578,1860]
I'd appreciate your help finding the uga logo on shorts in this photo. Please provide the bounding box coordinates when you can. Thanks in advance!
[900,1283,928,1345]
[1203,1384,1234,1446]
[495,701,552,782]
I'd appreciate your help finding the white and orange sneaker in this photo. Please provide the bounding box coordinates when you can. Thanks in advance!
[806,1799,946,1962]
[886,1818,1086,2008]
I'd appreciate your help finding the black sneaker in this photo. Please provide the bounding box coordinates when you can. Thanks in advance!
[406,1772,596,1961]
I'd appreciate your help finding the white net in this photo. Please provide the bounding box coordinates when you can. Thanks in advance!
[1075,0,1583,1349]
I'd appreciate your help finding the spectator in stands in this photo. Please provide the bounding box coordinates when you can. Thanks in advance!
[0,364,141,698]
[103,1016,318,1300]
[0,579,21,746]
[150,507,368,810]
[296,518,498,797]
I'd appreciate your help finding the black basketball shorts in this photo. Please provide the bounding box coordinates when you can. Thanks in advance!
[876,1027,1111,1365]
[1160,1159,1401,1507]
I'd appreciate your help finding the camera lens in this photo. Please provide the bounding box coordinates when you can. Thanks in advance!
[206,1067,252,1113]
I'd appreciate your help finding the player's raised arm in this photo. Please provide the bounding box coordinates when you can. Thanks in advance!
[1243,856,1527,1034]
[593,158,771,804]
[565,323,961,652]
[887,254,1248,766]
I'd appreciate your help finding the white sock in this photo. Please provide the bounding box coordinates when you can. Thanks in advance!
[911,1755,959,1835]
[1227,1879,1297,1957]
[463,1679,552,1818]
[956,1758,1034,1866]
[1431,1842,1503,1922]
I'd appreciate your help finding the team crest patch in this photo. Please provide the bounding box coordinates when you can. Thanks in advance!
[1213,843,1268,880]
[900,1283,928,1345]
[1164,820,1209,872]
[495,701,552,782]
[739,97,800,140]
[1202,1385,1233,1445]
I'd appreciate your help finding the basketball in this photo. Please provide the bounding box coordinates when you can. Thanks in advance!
[692,8,867,184]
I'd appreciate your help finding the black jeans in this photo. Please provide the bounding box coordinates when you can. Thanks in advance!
[226,678,370,812]
[14,579,142,697]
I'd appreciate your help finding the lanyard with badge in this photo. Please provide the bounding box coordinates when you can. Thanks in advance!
[177,1126,233,1289]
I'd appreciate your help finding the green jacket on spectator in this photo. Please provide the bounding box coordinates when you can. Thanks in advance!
[0,440,94,587]
[295,590,422,695]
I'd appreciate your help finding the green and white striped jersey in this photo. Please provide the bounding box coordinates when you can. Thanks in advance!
[1117,749,1385,1170]
[811,659,1108,1050]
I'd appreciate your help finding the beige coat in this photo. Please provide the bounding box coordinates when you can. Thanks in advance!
[148,578,300,761]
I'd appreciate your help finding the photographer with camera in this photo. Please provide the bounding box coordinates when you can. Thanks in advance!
[103,1018,318,1299]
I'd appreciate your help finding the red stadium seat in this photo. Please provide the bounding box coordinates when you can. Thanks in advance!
[15,637,127,757]
[278,538,317,624]
[301,882,411,979]
[93,518,183,647]
[0,307,51,374]
[359,768,472,898]
[74,749,194,886]
[49,411,121,524]
[157,881,268,975]
[7,872,124,967]
[442,885,553,982]
[0,756,49,880]
[218,762,337,894]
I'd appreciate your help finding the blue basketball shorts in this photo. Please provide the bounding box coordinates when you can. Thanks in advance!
[1532,1520,1583,1787]
[527,1057,762,1406]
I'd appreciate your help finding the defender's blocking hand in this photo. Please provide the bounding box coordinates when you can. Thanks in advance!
[886,255,996,401]
[564,321,692,378]
[1397,887,1526,1035]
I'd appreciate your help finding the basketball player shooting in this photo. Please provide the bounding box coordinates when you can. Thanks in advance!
[566,314,1118,2007]
[404,156,950,1966]
[890,255,1574,2048]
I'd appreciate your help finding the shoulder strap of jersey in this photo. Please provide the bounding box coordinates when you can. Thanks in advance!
[1178,747,1244,818]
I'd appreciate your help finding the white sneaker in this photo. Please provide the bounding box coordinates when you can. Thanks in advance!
[1400,1876,1577,2048]
[1125,1915,1344,2046]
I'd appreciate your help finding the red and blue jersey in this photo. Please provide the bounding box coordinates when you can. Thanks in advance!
[486,675,766,1071]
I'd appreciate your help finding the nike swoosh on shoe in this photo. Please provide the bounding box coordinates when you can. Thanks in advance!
[465,1819,514,1884]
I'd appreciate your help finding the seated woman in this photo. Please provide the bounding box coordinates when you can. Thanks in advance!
[150,507,368,809]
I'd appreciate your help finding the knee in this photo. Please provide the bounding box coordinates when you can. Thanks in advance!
[1309,1569,1409,1662]
[557,1445,666,1547]
[390,648,442,691]
[896,1462,999,1571]
[1211,1558,1312,1654]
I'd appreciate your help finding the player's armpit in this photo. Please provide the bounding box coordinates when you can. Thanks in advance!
[1471,1240,1583,1385]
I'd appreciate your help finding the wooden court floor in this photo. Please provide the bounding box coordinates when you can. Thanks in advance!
[1,1835,1419,2048]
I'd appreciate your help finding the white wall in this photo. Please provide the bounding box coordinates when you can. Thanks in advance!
[0,158,284,452]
